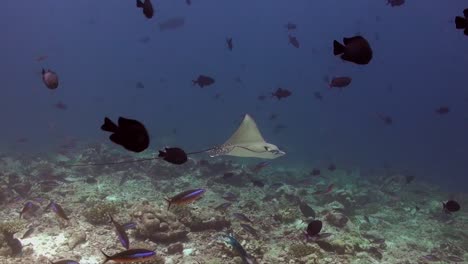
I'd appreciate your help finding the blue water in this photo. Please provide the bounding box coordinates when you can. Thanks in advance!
[1,0,468,192]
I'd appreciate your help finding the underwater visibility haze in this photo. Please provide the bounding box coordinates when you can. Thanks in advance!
[1,0,468,263]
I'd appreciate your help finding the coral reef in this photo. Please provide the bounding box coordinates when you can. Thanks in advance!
[0,221,26,235]
[0,220,27,257]
[166,243,183,255]
[0,149,466,263]
[68,231,87,250]
[83,201,120,225]
[324,211,349,228]
[272,207,298,224]
[288,243,320,258]
[133,205,189,244]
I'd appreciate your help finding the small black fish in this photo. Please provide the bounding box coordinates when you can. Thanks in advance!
[306,220,322,237]
[333,36,373,65]
[272,87,292,100]
[288,34,300,48]
[158,147,188,165]
[192,75,215,88]
[226,38,233,51]
[136,0,154,19]
[307,220,322,237]
[109,214,130,250]
[455,9,468,36]
[299,201,316,218]
[328,164,336,171]
[101,117,150,153]
[443,200,460,213]
[101,249,156,264]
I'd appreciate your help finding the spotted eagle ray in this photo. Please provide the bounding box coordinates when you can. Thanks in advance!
[206,114,285,159]
[68,114,284,167]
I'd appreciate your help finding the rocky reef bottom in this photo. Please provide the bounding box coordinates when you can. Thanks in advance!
[0,145,466,264]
